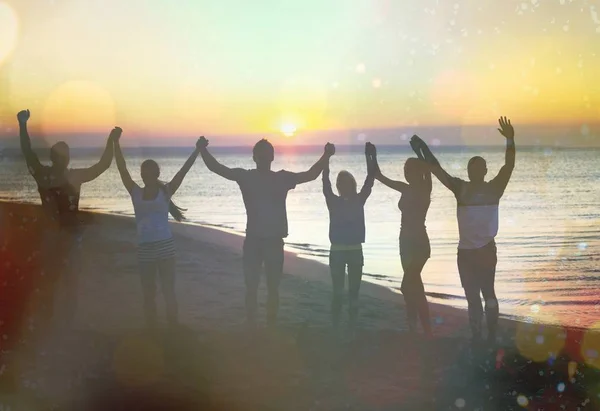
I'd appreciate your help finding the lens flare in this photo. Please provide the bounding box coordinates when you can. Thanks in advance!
[581,324,600,370]
[0,2,18,66]
[113,335,164,387]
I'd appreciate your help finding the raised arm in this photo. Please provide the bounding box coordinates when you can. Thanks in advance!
[322,157,335,200]
[71,129,116,184]
[410,139,432,194]
[113,128,135,193]
[197,137,243,181]
[490,116,516,192]
[358,143,376,202]
[293,143,335,185]
[167,138,202,195]
[368,143,408,193]
[411,135,457,193]
[18,110,43,176]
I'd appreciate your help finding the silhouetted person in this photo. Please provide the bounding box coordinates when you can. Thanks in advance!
[114,131,201,330]
[197,137,333,328]
[370,141,433,336]
[322,143,375,330]
[413,117,516,345]
[18,109,116,328]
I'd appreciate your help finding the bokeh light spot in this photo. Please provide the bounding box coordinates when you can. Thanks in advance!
[517,394,529,407]
[516,322,566,362]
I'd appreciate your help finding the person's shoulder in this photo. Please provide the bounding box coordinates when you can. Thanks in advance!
[234,168,251,179]
[274,169,296,180]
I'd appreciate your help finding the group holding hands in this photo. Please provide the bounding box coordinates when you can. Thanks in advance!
[18,109,515,345]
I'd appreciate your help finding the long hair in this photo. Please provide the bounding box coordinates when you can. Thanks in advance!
[336,170,358,196]
[160,181,187,222]
[141,159,186,222]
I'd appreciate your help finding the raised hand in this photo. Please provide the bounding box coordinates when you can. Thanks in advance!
[17,109,30,124]
[110,127,123,141]
[410,135,426,149]
[410,135,426,159]
[497,116,514,139]
[324,142,335,157]
[365,142,377,157]
[365,142,380,176]
[196,136,209,150]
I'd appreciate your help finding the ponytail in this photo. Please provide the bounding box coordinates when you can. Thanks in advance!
[168,201,186,222]
[159,181,186,222]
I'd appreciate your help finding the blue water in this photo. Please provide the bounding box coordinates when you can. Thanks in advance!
[1,145,599,328]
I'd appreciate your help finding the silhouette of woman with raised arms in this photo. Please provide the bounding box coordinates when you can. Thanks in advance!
[369,140,433,336]
[114,130,202,330]
[322,143,375,331]
[18,109,117,328]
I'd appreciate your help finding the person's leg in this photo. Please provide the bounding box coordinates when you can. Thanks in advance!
[243,237,263,327]
[38,229,63,326]
[62,230,83,327]
[410,256,432,336]
[329,250,346,328]
[264,238,284,328]
[158,257,178,327]
[402,256,431,335]
[400,253,418,333]
[139,262,158,329]
[480,242,499,343]
[458,249,483,342]
[347,249,364,330]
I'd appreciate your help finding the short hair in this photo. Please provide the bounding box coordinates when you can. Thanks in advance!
[253,139,274,158]
[468,156,486,169]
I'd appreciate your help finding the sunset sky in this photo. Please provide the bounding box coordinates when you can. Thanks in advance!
[0,0,599,146]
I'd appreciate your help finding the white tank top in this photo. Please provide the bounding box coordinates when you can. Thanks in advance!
[131,185,172,244]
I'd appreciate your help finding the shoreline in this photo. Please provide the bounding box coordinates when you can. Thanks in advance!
[2,200,599,410]
[0,199,593,333]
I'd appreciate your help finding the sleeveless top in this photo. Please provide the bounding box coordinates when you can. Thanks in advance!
[131,185,172,245]
[398,187,430,234]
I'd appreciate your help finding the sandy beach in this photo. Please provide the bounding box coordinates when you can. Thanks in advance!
[1,201,599,410]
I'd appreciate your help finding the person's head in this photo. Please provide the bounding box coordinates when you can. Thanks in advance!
[141,159,160,186]
[336,170,357,198]
[404,157,427,185]
[467,156,487,182]
[253,139,274,167]
[50,141,70,169]
[140,159,186,222]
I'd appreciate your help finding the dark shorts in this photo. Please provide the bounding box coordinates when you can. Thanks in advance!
[457,240,497,289]
[329,248,364,269]
[399,230,431,264]
[242,236,284,288]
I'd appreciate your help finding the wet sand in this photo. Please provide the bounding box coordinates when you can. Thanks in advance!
[1,201,599,410]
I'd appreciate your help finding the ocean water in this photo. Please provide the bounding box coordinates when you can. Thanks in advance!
[1,145,599,329]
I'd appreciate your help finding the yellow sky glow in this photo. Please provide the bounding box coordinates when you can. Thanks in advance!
[0,0,599,145]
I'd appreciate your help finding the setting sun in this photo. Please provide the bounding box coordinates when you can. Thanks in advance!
[280,123,297,138]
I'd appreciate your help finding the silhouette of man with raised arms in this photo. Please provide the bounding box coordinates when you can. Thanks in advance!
[412,117,516,346]
[197,136,335,328]
[18,109,118,328]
